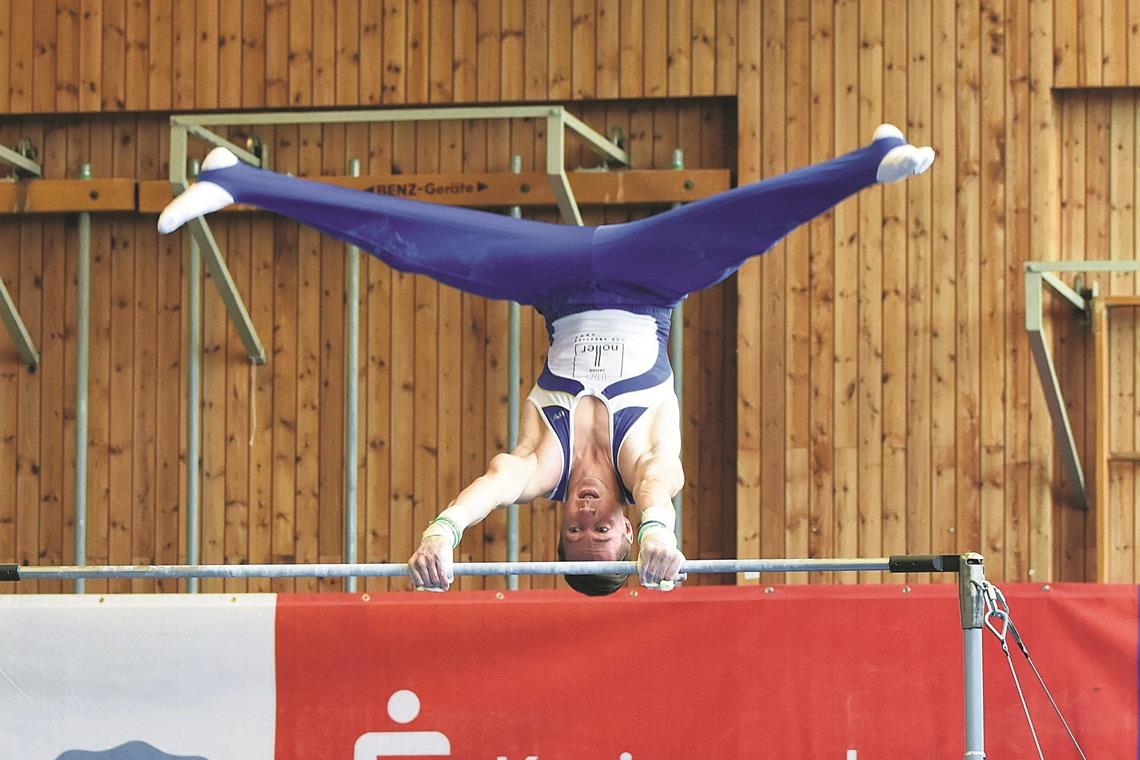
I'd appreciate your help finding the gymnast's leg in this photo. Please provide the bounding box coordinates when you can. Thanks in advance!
[588,124,935,303]
[157,147,592,305]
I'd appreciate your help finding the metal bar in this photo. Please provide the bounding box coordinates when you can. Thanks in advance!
[1025,260,1140,273]
[171,105,566,128]
[0,274,39,369]
[670,149,684,545]
[344,158,361,594]
[168,125,189,188]
[1041,271,1086,312]
[958,553,986,759]
[546,112,584,226]
[962,628,985,758]
[1024,270,1087,508]
[186,164,203,594]
[185,215,267,364]
[74,163,92,593]
[0,143,42,177]
[12,557,897,580]
[182,125,262,167]
[507,154,522,591]
[561,111,631,166]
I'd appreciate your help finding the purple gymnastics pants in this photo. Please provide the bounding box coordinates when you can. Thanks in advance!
[196,134,901,321]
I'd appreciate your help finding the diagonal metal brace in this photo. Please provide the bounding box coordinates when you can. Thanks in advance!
[546,111,584,226]
[0,142,42,178]
[1025,267,1087,509]
[185,211,266,364]
[0,273,39,369]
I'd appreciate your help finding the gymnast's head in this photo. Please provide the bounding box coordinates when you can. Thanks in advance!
[556,468,633,596]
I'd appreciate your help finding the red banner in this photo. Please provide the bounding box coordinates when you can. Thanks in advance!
[275,584,1136,759]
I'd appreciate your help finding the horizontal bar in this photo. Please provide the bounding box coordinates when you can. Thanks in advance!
[1025,260,1140,274]
[0,179,135,213]
[6,557,900,581]
[171,105,566,128]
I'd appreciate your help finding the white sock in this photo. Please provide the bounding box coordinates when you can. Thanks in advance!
[156,147,240,234]
[872,123,905,142]
[876,144,935,183]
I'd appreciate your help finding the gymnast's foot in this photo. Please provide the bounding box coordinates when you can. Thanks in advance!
[156,147,239,234]
[872,123,935,183]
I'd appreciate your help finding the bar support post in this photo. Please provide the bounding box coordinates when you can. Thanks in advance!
[73,163,92,593]
[186,160,203,594]
[670,148,684,544]
[959,552,986,759]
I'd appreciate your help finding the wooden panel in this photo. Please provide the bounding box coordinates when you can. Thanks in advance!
[137,170,733,212]
[9,0,34,112]
[2,3,1131,598]
[32,0,56,112]
[734,0,761,585]
[311,5,334,109]
[980,0,1008,580]
[832,0,858,585]
[929,0,957,582]
[905,0,932,585]
[102,0,126,110]
[857,0,883,584]
[0,180,135,213]
[880,0,907,582]
[955,0,982,578]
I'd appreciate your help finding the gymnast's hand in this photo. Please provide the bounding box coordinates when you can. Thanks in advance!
[408,535,454,592]
[637,532,685,591]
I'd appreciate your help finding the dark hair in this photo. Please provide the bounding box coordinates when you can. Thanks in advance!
[557,536,632,596]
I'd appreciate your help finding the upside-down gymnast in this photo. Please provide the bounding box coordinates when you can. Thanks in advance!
[158,124,934,596]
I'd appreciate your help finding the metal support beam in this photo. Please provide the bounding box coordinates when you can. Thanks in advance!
[0,141,44,370]
[545,111,584,226]
[344,158,362,594]
[0,274,38,370]
[186,195,203,595]
[168,125,190,188]
[562,111,631,166]
[670,148,685,546]
[183,125,262,168]
[0,143,42,177]
[171,105,595,128]
[1025,268,1087,508]
[184,214,266,364]
[957,553,986,759]
[73,164,92,593]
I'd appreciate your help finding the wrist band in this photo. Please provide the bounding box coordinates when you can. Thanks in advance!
[423,516,463,548]
[638,521,677,547]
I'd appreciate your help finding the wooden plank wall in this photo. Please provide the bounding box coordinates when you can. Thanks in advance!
[0,103,736,594]
[2,1,1137,592]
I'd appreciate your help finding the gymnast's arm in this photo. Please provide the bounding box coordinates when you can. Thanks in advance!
[407,403,562,590]
[624,400,687,588]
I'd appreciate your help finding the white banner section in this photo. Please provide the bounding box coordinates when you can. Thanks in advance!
[0,594,277,760]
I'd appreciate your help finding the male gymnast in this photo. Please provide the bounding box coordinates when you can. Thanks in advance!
[158,124,934,595]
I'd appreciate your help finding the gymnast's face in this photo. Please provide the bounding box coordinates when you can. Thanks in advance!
[559,473,633,561]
